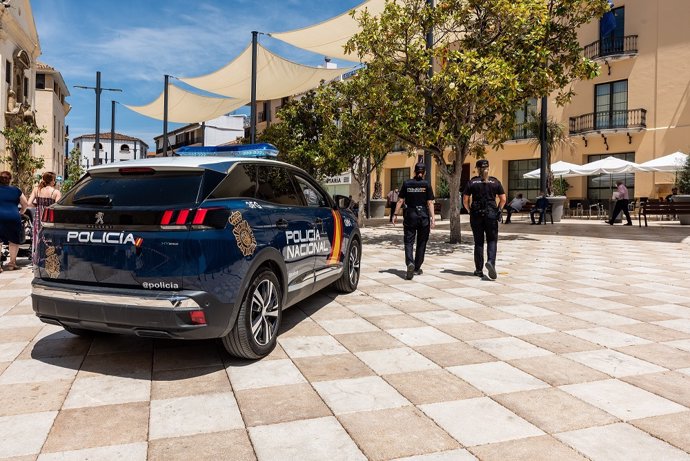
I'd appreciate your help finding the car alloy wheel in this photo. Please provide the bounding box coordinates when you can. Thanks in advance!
[250,278,280,346]
[348,242,360,287]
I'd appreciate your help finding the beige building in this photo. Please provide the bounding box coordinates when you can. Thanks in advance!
[374,0,690,211]
[34,62,70,175]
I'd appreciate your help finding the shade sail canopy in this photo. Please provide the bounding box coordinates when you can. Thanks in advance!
[270,0,386,63]
[573,156,643,176]
[638,151,688,172]
[180,43,351,100]
[522,160,583,179]
[125,84,248,123]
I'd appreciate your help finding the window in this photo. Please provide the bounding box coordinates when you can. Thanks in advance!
[120,144,130,152]
[600,6,625,56]
[208,164,258,200]
[586,152,635,202]
[390,168,410,192]
[256,166,301,206]
[35,74,45,89]
[294,175,327,207]
[5,60,10,84]
[508,159,541,200]
[513,98,537,139]
[595,80,628,129]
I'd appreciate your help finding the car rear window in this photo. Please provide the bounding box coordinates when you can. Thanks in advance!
[61,170,217,207]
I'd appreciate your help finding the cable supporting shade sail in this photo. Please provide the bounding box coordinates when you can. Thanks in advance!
[180,43,352,100]
[124,84,249,123]
[270,0,386,63]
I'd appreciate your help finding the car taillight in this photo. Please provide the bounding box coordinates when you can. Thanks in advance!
[42,208,55,223]
[192,208,208,225]
[175,209,190,225]
[160,208,222,227]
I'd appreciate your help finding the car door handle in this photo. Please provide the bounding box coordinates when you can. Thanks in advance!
[314,218,323,225]
[276,219,289,229]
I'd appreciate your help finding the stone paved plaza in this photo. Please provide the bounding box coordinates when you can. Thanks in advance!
[1,219,690,460]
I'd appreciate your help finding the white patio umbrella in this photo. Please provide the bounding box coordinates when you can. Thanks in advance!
[637,151,688,172]
[522,160,583,179]
[572,156,642,175]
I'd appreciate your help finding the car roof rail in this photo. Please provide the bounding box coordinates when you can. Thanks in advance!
[176,143,279,159]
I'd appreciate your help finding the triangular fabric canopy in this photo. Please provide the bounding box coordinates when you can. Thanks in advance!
[573,156,642,176]
[522,161,583,179]
[638,151,688,172]
[270,0,386,63]
[180,43,351,100]
[125,84,248,123]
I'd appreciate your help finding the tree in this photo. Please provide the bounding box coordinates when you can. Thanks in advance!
[677,155,690,195]
[1,123,47,195]
[347,0,609,243]
[62,147,86,193]
[524,112,574,195]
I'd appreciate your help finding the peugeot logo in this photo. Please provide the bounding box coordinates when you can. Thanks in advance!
[95,212,104,225]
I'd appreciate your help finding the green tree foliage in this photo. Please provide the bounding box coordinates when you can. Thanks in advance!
[347,0,609,243]
[1,123,47,195]
[524,111,574,195]
[676,156,690,194]
[61,147,85,193]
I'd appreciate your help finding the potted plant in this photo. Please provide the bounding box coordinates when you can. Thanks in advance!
[675,155,690,224]
[436,176,451,220]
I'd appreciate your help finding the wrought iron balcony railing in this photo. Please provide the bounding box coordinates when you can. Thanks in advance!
[569,108,646,135]
[512,122,536,140]
[584,35,638,60]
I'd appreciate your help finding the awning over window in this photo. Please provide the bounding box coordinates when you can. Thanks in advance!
[180,43,351,100]
[124,84,248,123]
[269,0,386,63]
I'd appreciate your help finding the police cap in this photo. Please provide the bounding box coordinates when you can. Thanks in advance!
[476,159,489,168]
[414,162,426,172]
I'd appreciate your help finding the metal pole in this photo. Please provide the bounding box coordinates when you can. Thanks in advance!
[539,95,548,195]
[366,156,371,218]
[201,122,206,146]
[424,0,434,181]
[110,100,116,163]
[250,31,258,144]
[95,71,102,165]
[64,125,69,180]
[163,74,169,156]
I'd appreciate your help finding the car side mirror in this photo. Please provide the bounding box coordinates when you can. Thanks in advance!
[333,194,349,210]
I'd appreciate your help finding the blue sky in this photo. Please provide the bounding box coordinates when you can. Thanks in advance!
[32,0,363,152]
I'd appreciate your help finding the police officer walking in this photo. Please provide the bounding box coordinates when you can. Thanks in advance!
[393,162,435,280]
[462,159,506,280]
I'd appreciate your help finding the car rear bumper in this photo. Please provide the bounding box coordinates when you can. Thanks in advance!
[32,280,238,339]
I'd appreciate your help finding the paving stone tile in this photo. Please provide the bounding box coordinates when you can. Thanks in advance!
[565,349,667,377]
[293,353,374,382]
[494,388,618,433]
[569,311,640,326]
[468,337,552,360]
[655,319,690,335]
[519,331,601,354]
[494,304,558,318]
[482,318,555,336]
[279,317,329,337]
[630,412,690,453]
[410,310,474,325]
[345,302,402,317]
[0,380,71,417]
[151,365,231,400]
[313,376,409,414]
[18,336,91,360]
[226,358,306,390]
[386,326,457,347]
[556,423,690,461]
[420,397,544,447]
[63,374,150,409]
[278,335,349,358]
[334,331,403,352]
[469,435,588,461]
[0,326,40,344]
[436,322,507,341]
[614,307,679,322]
[152,342,223,371]
[560,379,687,420]
[565,327,651,348]
[384,369,482,405]
[87,335,153,355]
[338,406,460,461]
[390,448,477,461]
[236,383,331,427]
[248,417,366,461]
[78,350,152,379]
[149,392,244,439]
[525,316,598,334]
[0,411,57,457]
[0,314,43,329]
[43,402,148,452]
[0,341,27,362]
[367,314,426,329]
[414,341,496,367]
[148,430,256,461]
[665,339,690,352]
[621,371,690,407]
[356,347,439,375]
[534,301,594,314]
[38,443,148,461]
[447,361,548,395]
[317,318,379,335]
[453,307,515,322]
[0,356,81,384]
[614,323,690,342]
[509,355,609,386]
[616,343,690,369]
[646,304,690,318]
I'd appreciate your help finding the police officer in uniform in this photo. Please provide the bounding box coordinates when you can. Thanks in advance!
[393,162,435,280]
[462,159,506,280]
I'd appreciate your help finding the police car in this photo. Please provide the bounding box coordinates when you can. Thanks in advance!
[31,144,361,359]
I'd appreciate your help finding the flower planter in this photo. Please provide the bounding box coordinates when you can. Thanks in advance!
[546,196,566,222]
[369,199,386,218]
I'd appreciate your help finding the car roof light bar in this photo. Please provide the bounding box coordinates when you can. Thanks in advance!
[176,143,279,159]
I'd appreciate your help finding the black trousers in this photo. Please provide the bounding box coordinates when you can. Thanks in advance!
[403,213,430,270]
[470,214,498,271]
[609,199,632,224]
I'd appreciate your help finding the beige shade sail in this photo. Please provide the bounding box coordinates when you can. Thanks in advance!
[180,43,351,100]
[270,0,386,63]
[124,84,249,123]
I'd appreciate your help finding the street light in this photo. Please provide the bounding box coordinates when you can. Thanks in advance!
[74,71,122,165]
[110,100,119,163]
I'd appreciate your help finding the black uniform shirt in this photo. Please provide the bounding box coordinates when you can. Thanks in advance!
[463,176,505,209]
[399,178,435,209]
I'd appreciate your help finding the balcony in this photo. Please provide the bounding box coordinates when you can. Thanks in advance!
[584,35,638,61]
[512,123,536,141]
[569,109,647,135]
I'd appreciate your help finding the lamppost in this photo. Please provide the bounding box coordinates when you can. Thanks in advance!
[74,71,122,165]
[110,100,119,163]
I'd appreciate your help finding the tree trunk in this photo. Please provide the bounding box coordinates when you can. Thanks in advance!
[357,181,367,228]
[448,173,463,244]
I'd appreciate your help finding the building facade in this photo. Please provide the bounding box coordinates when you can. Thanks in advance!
[34,62,70,175]
[154,114,246,155]
[73,133,149,169]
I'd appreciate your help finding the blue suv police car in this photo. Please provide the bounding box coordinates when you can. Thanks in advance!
[31,144,361,359]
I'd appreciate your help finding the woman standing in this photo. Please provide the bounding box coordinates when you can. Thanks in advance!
[0,171,30,272]
[28,172,61,264]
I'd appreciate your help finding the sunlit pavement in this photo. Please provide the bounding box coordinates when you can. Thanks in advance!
[1,219,690,460]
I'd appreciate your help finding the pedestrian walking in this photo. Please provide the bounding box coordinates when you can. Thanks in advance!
[462,159,506,280]
[607,180,633,226]
[28,172,61,264]
[386,187,399,223]
[0,171,30,272]
[393,163,435,280]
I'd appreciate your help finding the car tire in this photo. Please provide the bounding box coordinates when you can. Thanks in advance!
[221,268,282,359]
[333,238,360,293]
